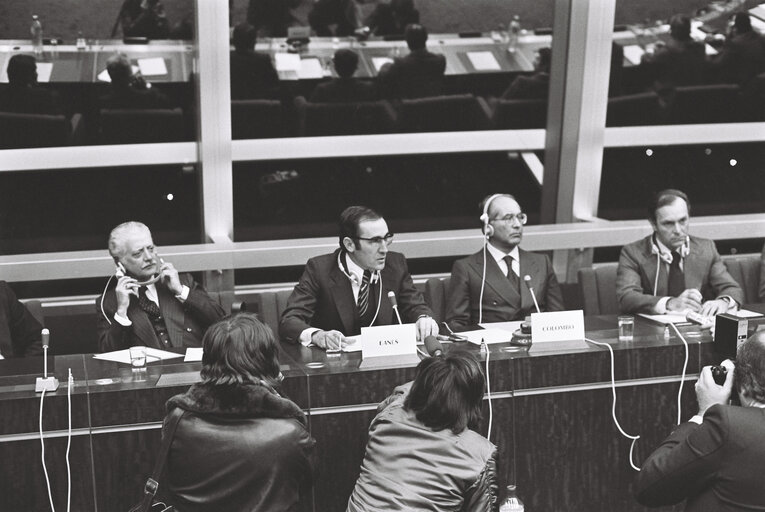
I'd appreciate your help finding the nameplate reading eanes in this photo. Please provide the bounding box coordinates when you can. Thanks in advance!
[359,324,419,369]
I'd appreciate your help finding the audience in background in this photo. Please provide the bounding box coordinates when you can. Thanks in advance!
[377,23,446,99]
[100,53,173,109]
[115,0,170,39]
[363,0,420,37]
[0,55,62,115]
[247,0,300,38]
[502,47,551,100]
[712,12,765,87]
[309,0,360,37]
[230,22,280,100]
[310,49,376,102]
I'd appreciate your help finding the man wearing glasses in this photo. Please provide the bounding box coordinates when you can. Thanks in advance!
[280,206,437,350]
[445,194,564,330]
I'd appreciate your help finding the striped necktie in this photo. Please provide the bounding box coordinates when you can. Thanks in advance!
[357,270,371,317]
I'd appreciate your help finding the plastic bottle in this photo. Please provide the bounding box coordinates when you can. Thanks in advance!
[499,484,524,512]
[663,325,671,341]
[508,15,521,53]
[31,15,43,57]
[76,31,86,50]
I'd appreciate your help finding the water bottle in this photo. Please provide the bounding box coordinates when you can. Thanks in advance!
[31,15,43,57]
[508,15,521,53]
[499,484,524,512]
[76,31,86,50]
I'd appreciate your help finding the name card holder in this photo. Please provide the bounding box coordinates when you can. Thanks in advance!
[531,310,585,343]
[359,324,420,369]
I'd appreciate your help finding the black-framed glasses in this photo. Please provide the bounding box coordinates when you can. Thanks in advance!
[355,233,394,246]
[491,213,527,225]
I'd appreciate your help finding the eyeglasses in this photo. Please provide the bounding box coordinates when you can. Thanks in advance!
[355,233,394,246]
[491,213,527,225]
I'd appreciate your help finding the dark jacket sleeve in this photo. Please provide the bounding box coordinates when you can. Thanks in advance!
[279,258,321,343]
[445,258,471,330]
[541,255,565,312]
[95,290,132,352]
[3,282,43,357]
[635,405,728,507]
[394,254,432,323]
[463,450,499,512]
[616,242,660,314]
[180,274,227,329]
[703,242,744,305]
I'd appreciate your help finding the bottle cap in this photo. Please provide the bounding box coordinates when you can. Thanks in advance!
[507,484,517,491]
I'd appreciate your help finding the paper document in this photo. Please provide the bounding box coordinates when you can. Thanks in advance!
[98,65,139,82]
[36,62,53,82]
[467,51,501,71]
[184,347,204,362]
[638,313,690,325]
[275,53,301,71]
[298,57,323,79]
[342,335,362,352]
[623,44,645,65]
[372,57,393,72]
[461,328,513,345]
[94,348,184,364]
[479,321,523,333]
[705,44,718,56]
[735,309,764,318]
[137,57,168,76]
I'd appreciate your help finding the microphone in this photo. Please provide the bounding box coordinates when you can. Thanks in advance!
[686,311,714,328]
[523,275,541,314]
[424,336,444,357]
[35,328,59,392]
[388,291,403,324]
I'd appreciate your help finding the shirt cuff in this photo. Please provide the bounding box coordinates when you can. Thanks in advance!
[654,296,671,314]
[688,415,703,425]
[114,312,132,326]
[175,285,190,302]
[299,327,319,346]
[718,295,738,312]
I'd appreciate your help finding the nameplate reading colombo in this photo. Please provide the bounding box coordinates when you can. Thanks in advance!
[531,310,585,343]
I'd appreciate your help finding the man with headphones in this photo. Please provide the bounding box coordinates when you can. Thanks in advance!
[96,221,226,352]
[445,194,564,330]
[280,206,437,350]
[616,189,743,315]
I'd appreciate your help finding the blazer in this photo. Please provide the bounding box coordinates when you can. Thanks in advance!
[616,235,744,314]
[445,248,564,330]
[636,404,765,511]
[0,281,43,358]
[279,249,432,342]
[378,48,446,99]
[230,50,279,100]
[96,273,226,352]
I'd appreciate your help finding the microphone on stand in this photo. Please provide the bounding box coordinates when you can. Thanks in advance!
[523,275,541,314]
[388,291,403,324]
[35,328,59,392]
[424,336,444,357]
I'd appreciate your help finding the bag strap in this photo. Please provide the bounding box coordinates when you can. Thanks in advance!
[136,408,186,512]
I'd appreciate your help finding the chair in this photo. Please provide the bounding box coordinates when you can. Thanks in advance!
[606,92,661,127]
[294,96,397,136]
[100,108,186,144]
[397,94,492,132]
[257,288,294,337]
[231,99,288,139]
[491,99,547,129]
[668,84,742,124]
[23,300,44,327]
[424,277,450,325]
[207,291,247,316]
[722,254,761,304]
[0,112,82,149]
[577,263,619,316]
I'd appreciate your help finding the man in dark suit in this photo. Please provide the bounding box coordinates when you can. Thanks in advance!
[377,23,446,99]
[636,331,765,510]
[640,15,707,94]
[96,221,225,352]
[100,53,173,109]
[501,47,551,100]
[0,281,43,358]
[310,49,376,103]
[116,0,170,39]
[0,55,62,116]
[230,22,279,100]
[279,206,437,350]
[759,241,765,303]
[445,194,564,330]
[713,12,765,87]
[616,189,743,315]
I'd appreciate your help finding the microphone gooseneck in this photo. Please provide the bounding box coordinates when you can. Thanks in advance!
[523,275,541,314]
[388,291,403,324]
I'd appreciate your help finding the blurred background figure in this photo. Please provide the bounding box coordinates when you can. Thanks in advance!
[230,22,279,99]
[310,49,376,102]
[0,54,62,115]
[362,0,420,37]
[114,0,170,39]
[100,53,172,109]
[247,0,301,38]
[377,23,446,98]
[712,12,765,87]
[308,0,360,37]
[502,46,551,100]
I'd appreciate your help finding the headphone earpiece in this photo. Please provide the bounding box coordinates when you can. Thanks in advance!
[479,213,494,237]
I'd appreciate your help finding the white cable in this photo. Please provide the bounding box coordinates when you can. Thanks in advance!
[66,370,73,512]
[478,241,488,325]
[39,388,56,512]
[484,341,493,442]
[584,337,641,471]
[99,274,115,325]
[668,323,690,426]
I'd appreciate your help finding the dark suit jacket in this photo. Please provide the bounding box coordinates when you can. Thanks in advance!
[0,86,62,116]
[636,405,765,511]
[714,30,765,86]
[445,248,564,330]
[279,249,432,342]
[309,77,377,103]
[96,273,225,352]
[616,235,744,314]
[0,281,43,358]
[641,38,707,91]
[501,72,550,100]
[377,48,446,99]
[100,84,173,110]
[759,242,765,303]
[230,50,279,100]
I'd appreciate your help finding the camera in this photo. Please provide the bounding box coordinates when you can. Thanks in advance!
[711,365,727,386]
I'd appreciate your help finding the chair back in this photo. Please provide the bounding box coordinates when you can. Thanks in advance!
[670,84,741,124]
[424,277,450,325]
[606,92,661,126]
[577,263,619,316]
[398,94,491,132]
[492,99,547,129]
[100,108,186,144]
[295,96,397,136]
[722,254,761,304]
[0,112,71,149]
[231,99,287,139]
[258,288,294,337]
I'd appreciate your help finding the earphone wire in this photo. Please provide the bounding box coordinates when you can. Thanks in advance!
[99,274,116,325]
[668,322,690,426]
[484,341,493,442]
[39,388,56,511]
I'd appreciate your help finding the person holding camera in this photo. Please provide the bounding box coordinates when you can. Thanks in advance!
[100,53,173,110]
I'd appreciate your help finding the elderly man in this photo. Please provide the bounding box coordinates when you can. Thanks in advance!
[616,189,743,316]
[0,281,43,358]
[445,193,564,330]
[636,331,765,510]
[96,221,225,352]
[280,205,437,350]
[100,53,172,109]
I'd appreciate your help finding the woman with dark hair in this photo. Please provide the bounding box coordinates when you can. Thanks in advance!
[347,351,498,511]
[162,313,315,511]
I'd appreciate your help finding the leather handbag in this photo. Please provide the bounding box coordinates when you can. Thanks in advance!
[128,408,185,512]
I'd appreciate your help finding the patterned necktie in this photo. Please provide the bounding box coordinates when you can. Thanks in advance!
[138,286,162,320]
[503,255,520,292]
[357,270,371,317]
[667,251,685,297]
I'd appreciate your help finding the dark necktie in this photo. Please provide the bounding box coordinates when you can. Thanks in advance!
[138,286,162,320]
[667,251,685,297]
[503,255,520,292]
[357,270,371,317]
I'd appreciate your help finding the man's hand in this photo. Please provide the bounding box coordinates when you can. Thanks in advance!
[416,316,439,342]
[696,359,735,416]
[114,276,139,317]
[699,298,730,318]
[666,288,702,313]
[311,330,346,351]
[159,261,183,295]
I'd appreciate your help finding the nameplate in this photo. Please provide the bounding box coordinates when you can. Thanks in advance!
[531,310,585,343]
[361,324,417,359]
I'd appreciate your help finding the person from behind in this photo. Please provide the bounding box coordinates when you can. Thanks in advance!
[502,47,551,100]
[347,351,497,511]
[712,12,765,87]
[116,0,170,39]
[635,331,765,510]
[309,49,376,103]
[616,189,743,315]
[0,281,43,358]
[95,221,225,352]
[308,0,360,37]
[0,54,62,115]
[230,22,279,100]
[100,53,172,109]
[247,0,300,38]
[377,23,446,99]
[164,313,316,511]
[362,0,420,37]
[446,193,564,330]
[640,15,706,95]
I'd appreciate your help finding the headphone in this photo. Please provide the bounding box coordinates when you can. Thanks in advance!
[650,235,690,295]
[336,251,383,326]
[479,194,506,238]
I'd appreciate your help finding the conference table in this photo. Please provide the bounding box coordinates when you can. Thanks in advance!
[4,312,761,512]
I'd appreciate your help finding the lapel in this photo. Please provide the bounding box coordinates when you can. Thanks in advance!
[518,249,540,310]
[641,236,667,296]
[376,268,393,325]
[157,284,185,347]
[683,237,704,290]
[328,262,357,334]
[127,298,159,348]
[467,250,521,307]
